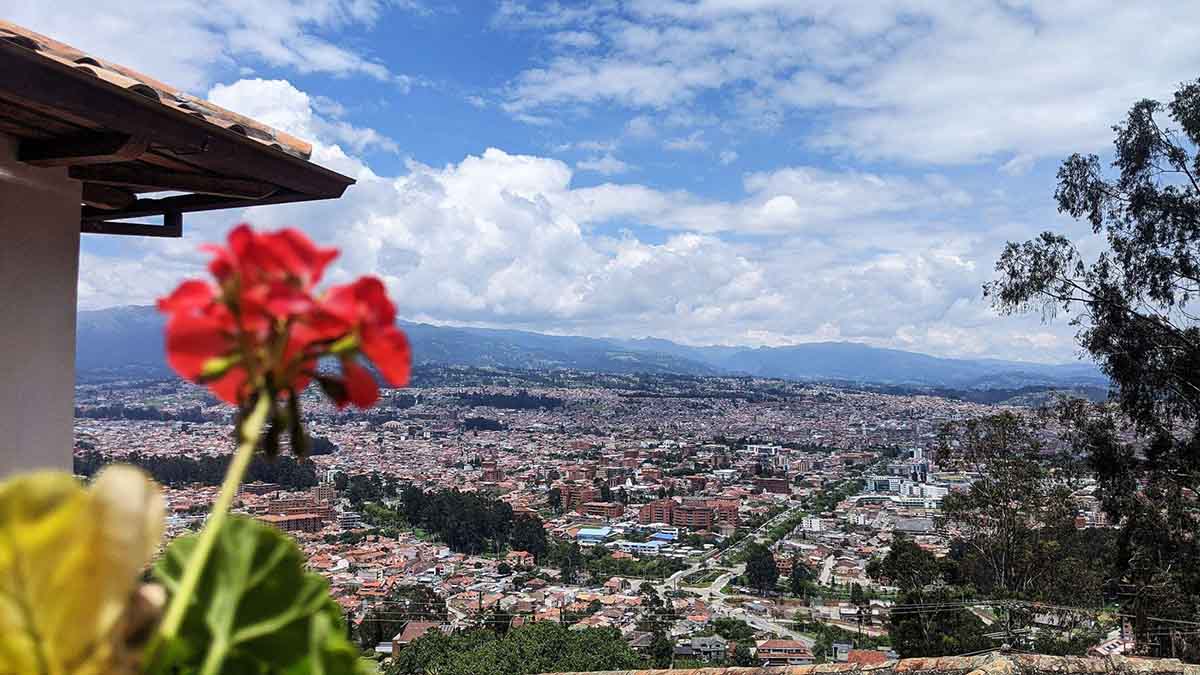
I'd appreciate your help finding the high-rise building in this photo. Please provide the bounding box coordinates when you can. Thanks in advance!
[708,498,740,525]
[481,460,502,482]
[580,501,624,520]
[672,502,714,530]
[638,498,675,525]
[311,484,337,504]
[559,482,600,510]
[755,477,790,495]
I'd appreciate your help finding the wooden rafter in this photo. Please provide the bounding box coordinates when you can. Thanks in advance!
[0,41,352,198]
[82,211,181,238]
[69,164,278,199]
[18,131,147,166]
[81,182,136,210]
[0,32,355,238]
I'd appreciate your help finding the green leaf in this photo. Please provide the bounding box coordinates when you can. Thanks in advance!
[328,333,360,356]
[281,609,364,675]
[198,354,241,382]
[153,516,361,675]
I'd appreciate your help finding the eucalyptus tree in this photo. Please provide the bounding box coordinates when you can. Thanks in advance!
[987,78,1200,658]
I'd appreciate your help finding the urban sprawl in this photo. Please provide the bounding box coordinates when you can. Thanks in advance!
[73,370,1116,669]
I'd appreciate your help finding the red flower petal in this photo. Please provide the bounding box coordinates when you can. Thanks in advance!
[321,277,395,326]
[361,324,411,387]
[341,358,379,409]
[262,281,316,320]
[318,283,362,324]
[163,311,232,381]
[270,229,339,285]
[290,317,342,350]
[207,367,248,405]
[280,334,316,392]
[201,243,235,281]
[226,224,255,263]
[354,277,396,326]
[157,280,215,314]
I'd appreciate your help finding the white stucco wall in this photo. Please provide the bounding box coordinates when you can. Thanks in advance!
[0,133,81,474]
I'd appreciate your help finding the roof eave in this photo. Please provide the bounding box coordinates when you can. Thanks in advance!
[0,38,354,232]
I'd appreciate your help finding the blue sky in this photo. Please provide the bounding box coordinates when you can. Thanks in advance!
[10,0,1200,362]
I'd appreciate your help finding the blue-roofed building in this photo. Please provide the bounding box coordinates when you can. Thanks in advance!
[577,526,613,544]
[613,540,667,556]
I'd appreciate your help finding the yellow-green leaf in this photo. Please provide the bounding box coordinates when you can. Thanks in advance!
[198,354,241,382]
[0,466,164,675]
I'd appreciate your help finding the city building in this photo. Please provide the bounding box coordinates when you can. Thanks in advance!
[481,459,503,482]
[755,477,791,495]
[757,639,815,666]
[559,482,600,510]
[258,513,325,533]
[311,484,337,503]
[639,499,675,525]
[580,501,624,519]
[672,502,714,530]
[391,622,449,653]
[709,498,740,525]
[576,526,612,545]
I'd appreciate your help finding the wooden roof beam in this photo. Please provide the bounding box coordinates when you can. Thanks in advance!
[68,164,278,199]
[80,189,322,223]
[83,211,181,238]
[18,131,147,166]
[0,40,353,198]
[81,182,136,210]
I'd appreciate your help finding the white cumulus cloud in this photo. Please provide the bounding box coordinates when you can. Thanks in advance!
[5,0,415,92]
[497,1,1200,163]
[76,77,1082,361]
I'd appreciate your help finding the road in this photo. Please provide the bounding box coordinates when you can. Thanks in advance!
[720,501,806,561]
[651,474,875,647]
[446,600,469,629]
[817,554,835,585]
[665,564,815,647]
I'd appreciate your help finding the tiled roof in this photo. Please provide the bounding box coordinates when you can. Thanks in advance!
[0,20,353,233]
[759,640,812,650]
[393,621,443,645]
[0,21,312,160]
[542,652,1200,675]
[847,650,891,666]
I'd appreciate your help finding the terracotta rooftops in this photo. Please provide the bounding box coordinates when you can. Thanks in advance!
[541,652,1200,675]
[0,21,354,237]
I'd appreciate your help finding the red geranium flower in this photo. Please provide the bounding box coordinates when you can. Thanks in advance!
[300,277,412,408]
[205,224,337,289]
[157,225,410,414]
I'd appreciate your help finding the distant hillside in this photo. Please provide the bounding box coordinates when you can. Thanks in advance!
[609,338,1105,389]
[394,321,719,375]
[74,306,719,379]
[75,305,1105,390]
[76,305,172,376]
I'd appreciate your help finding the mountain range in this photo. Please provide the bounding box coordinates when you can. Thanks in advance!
[75,305,1105,390]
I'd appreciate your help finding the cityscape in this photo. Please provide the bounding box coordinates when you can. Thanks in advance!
[1,2,1199,675]
[72,367,1118,671]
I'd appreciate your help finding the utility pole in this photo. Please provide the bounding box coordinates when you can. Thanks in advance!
[1006,603,1013,649]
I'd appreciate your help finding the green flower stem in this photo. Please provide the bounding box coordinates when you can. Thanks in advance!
[147,392,271,667]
